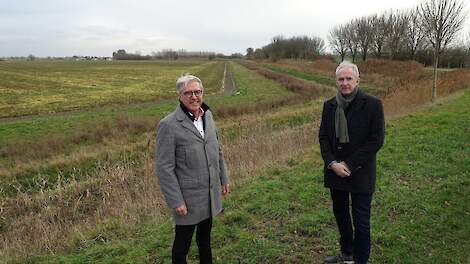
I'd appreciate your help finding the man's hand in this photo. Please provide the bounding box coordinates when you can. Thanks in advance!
[175,203,188,216]
[222,183,230,195]
[331,162,351,177]
[340,161,351,173]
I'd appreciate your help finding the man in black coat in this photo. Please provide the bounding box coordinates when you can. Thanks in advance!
[319,61,384,264]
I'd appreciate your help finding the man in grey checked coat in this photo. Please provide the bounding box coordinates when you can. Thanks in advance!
[156,74,230,264]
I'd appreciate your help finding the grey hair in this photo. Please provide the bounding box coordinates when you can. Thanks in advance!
[176,74,203,93]
[335,61,360,78]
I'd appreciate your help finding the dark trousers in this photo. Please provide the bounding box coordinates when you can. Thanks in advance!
[330,189,373,264]
[172,217,213,264]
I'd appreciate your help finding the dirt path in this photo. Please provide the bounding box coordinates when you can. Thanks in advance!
[222,62,238,95]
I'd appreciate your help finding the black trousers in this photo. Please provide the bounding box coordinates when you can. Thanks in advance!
[330,188,373,264]
[172,217,213,264]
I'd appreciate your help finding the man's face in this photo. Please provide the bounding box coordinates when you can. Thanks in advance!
[336,67,359,95]
[180,80,203,115]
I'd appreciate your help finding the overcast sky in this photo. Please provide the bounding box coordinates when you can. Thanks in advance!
[1,0,469,57]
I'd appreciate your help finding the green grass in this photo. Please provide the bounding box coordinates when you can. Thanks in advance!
[0,100,173,145]
[19,91,470,263]
[0,61,292,145]
[0,59,225,145]
[0,60,225,118]
[207,62,294,106]
[262,63,336,87]
[0,61,299,198]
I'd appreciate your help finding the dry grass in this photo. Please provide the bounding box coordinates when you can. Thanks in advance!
[383,69,470,116]
[0,107,322,259]
[311,58,338,73]
[269,58,338,76]
[358,59,430,96]
[237,60,333,97]
[215,94,322,119]
[358,59,425,80]
[0,115,156,163]
[222,122,318,185]
[0,152,167,258]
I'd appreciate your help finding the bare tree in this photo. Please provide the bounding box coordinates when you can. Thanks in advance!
[306,35,326,58]
[269,35,285,61]
[355,16,374,61]
[440,43,467,67]
[387,10,407,59]
[253,48,267,59]
[328,25,348,61]
[404,8,427,59]
[257,35,325,61]
[465,31,470,53]
[370,13,390,58]
[246,47,254,59]
[419,0,467,101]
[344,21,360,62]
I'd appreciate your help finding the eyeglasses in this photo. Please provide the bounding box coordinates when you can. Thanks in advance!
[182,90,203,98]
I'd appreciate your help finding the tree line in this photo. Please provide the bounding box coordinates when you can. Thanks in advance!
[112,49,243,61]
[246,0,468,101]
[248,0,468,68]
[327,0,468,69]
[246,35,326,61]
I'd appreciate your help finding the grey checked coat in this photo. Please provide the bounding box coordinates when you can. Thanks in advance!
[155,105,229,225]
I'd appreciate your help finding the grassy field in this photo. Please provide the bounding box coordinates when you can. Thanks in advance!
[0,59,328,262]
[19,89,470,264]
[0,61,296,145]
[0,60,297,195]
[0,60,226,118]
[1,58,469,263]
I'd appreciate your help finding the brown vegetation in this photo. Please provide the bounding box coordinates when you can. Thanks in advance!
[358,59,429,95]
[383,69,470,116]
[0,116,156,164]
[274,58,338,75]
[358,59,426,82]
[1,154,167,257]
[0,110,321,258]
[355,60,470,116]
[237,60,334,96]
[215,94,320,119]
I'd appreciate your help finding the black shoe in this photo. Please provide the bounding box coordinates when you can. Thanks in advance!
[324,253,354,264]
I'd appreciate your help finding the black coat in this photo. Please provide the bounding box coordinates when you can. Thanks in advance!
[319,89,385,193]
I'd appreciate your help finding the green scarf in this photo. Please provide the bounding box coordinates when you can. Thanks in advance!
[335,87,359,143]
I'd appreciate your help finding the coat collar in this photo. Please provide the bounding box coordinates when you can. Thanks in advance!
[175,103,208,140]
[328,88,367,108]
[179,101,210,121]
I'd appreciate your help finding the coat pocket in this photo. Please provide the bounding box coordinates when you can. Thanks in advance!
[179,178,199,189]
[185,144,205,169]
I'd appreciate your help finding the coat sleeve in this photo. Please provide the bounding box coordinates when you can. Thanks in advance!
[155,119,184,209]
[319,102,336,167]
[218,145,230,185]
[215,127,230,185]
[344,99,385,171]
